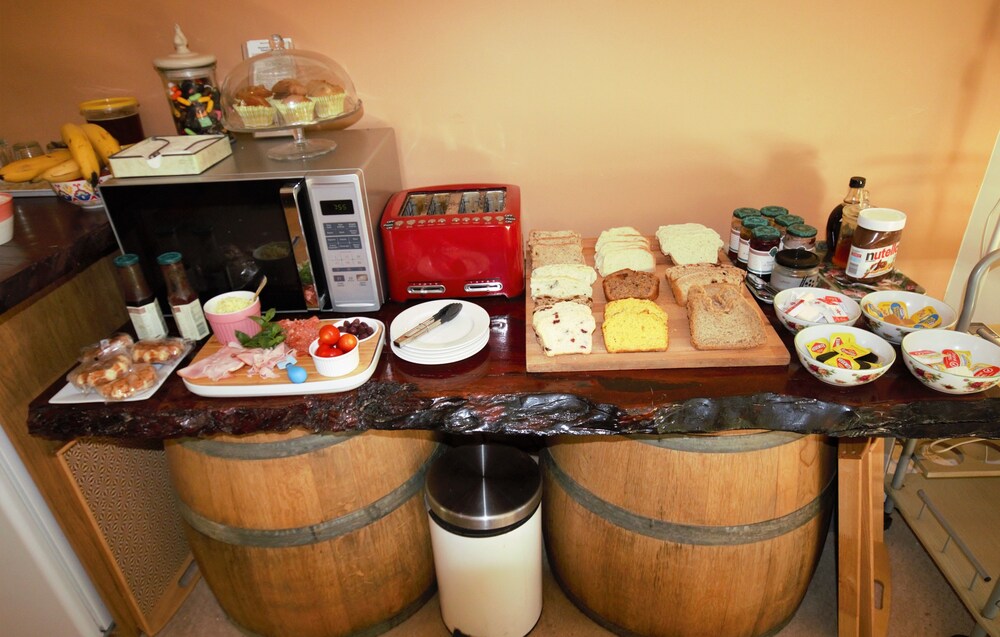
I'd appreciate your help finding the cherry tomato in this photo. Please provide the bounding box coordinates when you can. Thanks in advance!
[314,343,334,358]
[337,333,359,353]
[326,345,344,357]
[319,324,341,345]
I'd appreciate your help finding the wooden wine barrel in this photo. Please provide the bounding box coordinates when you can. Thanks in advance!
[165,429,441,637]
[542,431,836,637]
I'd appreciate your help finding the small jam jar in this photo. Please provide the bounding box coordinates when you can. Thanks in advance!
[782,223,818,251]
[774,214,804,235]
[747,225,781,279]
[737,216,768,268]
[845,208,906,282]
[770,248,821,291]
[759,205,789,226]
[728,207,760,261]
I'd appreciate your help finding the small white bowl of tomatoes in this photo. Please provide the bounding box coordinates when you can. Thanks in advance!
[308,322,361,378]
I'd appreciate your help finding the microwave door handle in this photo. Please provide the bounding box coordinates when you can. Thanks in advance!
[280,181,321,311]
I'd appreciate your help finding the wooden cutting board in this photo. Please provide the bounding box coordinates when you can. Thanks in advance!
[524,239,790,373]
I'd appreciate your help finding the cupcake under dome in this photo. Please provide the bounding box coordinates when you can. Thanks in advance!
[220,36,361,158]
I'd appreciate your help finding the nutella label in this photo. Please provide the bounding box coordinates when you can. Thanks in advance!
[845,242,900,279]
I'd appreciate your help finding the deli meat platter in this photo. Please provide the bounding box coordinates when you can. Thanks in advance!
[524,238,790,373]
[181,319,385,397]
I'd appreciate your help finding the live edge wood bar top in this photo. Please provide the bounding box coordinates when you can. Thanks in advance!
[10,196,999,441]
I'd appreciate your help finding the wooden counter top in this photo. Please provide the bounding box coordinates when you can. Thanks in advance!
[0,194,116,313]
[8,194,997,441]
[27,295,1000,440]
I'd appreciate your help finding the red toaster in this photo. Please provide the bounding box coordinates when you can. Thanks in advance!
[380,184,524,302]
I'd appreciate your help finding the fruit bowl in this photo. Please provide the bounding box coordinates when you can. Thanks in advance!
[50,174,111,209]
[773,287,861,334]
[794,324,895,387]
[860,290,957,345]
[901,329,1000,395]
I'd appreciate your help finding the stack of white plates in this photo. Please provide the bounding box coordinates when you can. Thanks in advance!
[389,300,491,365]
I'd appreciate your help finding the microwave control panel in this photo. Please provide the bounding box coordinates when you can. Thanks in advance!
[305,176,383,311]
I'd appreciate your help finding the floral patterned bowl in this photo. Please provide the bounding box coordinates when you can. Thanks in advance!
[50,175,111,209]
[901,329,1000,395]
[774,287,861,334]
[794,324,895,387]
[860,290,957,345]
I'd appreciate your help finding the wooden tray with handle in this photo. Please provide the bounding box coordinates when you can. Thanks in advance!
[525,238,790,373]
[181,318,385,397]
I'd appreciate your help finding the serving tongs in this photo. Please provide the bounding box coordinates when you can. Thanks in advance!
[393,302,463,348]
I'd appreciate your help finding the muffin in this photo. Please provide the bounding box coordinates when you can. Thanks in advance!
[270,78,308,98]
[270,93,316,125]
[235,84,273,101]
[233,93,276,128]
[306,80,347,118]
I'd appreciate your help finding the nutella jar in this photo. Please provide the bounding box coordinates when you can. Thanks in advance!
[845,208,906,282]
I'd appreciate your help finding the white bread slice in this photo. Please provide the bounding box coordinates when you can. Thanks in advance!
[687,284,766,350]
[530,276,593,301]
[598,246,656,277]
[532,301,596,356]
[595,226,644,252]
[530,263,597,285]
[657,223,724,265]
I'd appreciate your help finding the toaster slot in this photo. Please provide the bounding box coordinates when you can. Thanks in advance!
[428,193,457,215]
[464,281,504,293]
[485,189,506,212]
[460,191,483,214]
[406,284,447,295]
[401,193,429,217]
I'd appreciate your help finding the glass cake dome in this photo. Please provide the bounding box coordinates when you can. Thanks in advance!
[220,34,362,160]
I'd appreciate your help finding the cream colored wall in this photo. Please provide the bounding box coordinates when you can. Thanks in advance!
[2,0,998,297]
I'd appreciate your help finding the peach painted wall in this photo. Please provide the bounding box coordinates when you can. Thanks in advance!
[2,0,999,297]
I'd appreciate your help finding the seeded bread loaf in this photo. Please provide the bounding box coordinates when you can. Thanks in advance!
[531,301,596,356]
[664,263,744,305]
[602,268,659,301]
[531,242,585,268]
[528,230,581,245]
[687,284,766,350]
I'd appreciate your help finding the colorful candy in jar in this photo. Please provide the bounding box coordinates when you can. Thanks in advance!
[167,77,225,135]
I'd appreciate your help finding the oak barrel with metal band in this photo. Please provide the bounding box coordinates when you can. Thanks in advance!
[542,430,836,637]
[166,429,441,637]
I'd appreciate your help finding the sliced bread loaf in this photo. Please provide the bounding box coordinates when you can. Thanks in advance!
[657,223,724,265]
[687,284,766,350]
[602,268,659,301]
[601,299,668,353]
[532,301,596,356]
[664,263,744,305]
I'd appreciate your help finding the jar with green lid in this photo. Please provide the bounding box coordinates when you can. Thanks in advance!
[747,225,781,279]
[729,207,759,260]
[759,205,789,226]
[782,223,818,251]
[737,216,768,268]
[774,214,804,233]
[770,248,821,291]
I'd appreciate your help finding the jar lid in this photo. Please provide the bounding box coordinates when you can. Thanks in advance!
[858,208,907,232]
[775,248,820,269]
[774,214,804,228]
[751,225,781,239]
[79,97,139,116]
[153,24,216,70]
[732,207,760,219]
[424,444,541,533]
[113,253,139,267]
[759,205,789,218]
[742,215,768,229]
[786,223,818,237]
[156,251,183,265]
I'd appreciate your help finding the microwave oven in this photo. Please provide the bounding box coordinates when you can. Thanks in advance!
[100,128,401,314]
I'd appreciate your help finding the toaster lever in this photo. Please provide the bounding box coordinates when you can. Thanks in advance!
[464,281,504,293]
[407,284,447,295]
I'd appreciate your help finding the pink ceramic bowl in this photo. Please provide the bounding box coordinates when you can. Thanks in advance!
[204,291,262,345]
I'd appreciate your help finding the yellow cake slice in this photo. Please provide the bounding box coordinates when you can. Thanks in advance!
[601,299,669,353]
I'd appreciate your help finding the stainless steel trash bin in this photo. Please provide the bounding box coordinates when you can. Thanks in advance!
[425,444,543,637]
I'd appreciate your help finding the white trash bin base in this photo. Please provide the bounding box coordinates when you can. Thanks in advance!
[429,505,543,637]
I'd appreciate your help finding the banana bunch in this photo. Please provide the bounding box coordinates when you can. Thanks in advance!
[0,123,121,185]
[0,149,72,183]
